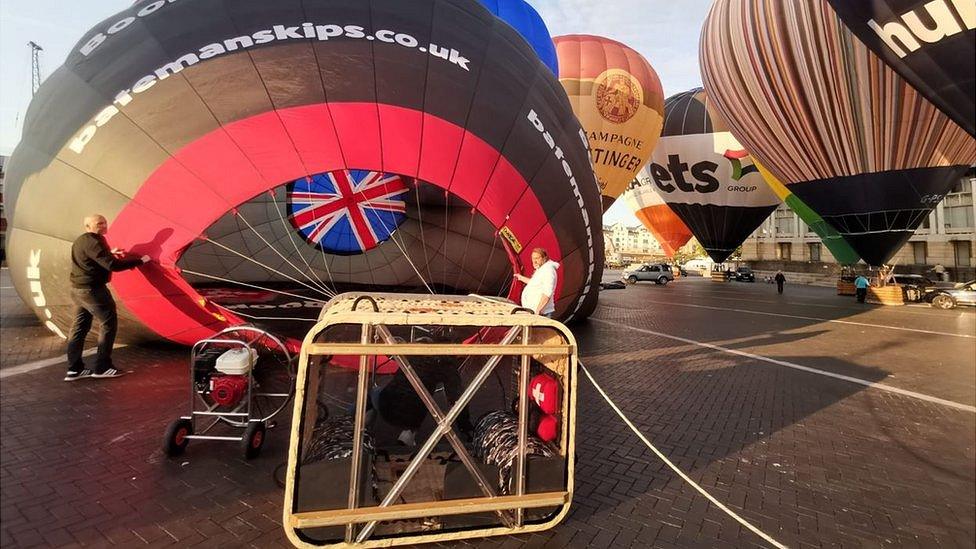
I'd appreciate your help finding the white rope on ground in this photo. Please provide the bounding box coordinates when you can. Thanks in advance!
[580,362,789,549]
[201,236,333,301]
[590,317,976,413]
[234,210,335,298]
[180,268,328,303]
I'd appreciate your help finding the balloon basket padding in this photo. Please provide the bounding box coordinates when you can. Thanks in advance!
[283,292,579,547]
[866,285,905,306]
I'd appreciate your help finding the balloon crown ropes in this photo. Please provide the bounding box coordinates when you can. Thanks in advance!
[4,0,603,347]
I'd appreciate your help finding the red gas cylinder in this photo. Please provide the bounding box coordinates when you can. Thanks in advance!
[528,373,560,415]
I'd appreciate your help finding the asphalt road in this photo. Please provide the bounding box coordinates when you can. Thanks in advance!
[594,271,976,406]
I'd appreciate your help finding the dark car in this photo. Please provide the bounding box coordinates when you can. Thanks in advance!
[733,267,755,282]
[926,280,976,309]
[892,274,936,302]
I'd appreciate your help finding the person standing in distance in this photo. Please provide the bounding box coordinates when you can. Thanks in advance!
[854,274,871,304]
[774,270,786,294]
[514,248,559,317]
[64,214,150,381]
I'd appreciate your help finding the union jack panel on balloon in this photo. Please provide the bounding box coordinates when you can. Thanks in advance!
[287,170,409,254]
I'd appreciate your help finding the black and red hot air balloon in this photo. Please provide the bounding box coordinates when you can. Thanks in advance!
[3,0,603,346]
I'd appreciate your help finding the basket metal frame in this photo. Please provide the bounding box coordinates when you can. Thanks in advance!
[283,293,579,548]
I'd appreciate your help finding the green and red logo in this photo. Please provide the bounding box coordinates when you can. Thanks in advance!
[723,149,758,181]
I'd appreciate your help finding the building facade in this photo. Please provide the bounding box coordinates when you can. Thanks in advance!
[603,222,664,266]
[741,170,976,281]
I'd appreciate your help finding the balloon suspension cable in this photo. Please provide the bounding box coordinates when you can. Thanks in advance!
[199,236,334,301]
[234,208,335,298]
[473,228,503,297]
[179,268,329,304]
[268,189,341,297]
[450,211,479,295]
[412,182,436,287]
[356,190,435,295]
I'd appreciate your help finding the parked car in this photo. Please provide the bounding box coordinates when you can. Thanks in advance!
[892,274,937,302]
[732,267,755,282]
[925,280,976,309]
[599,280,627,290]
[623,263,674,285]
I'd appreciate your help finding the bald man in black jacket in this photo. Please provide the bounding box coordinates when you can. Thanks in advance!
[65,214,150,381]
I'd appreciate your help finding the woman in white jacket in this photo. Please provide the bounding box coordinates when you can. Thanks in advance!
[513,248,559,317]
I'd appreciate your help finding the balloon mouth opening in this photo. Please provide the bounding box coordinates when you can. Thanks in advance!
[174,175,520,340]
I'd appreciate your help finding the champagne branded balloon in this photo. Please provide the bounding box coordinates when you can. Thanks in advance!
[554,34,665,211]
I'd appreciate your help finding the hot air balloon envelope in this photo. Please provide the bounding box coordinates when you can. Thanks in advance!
[622,181,692,258]
[554,34,665,211]
[826,0,975,137]
[3,0,603,347]
[700,0,975,266]
[479,0,559,75]
[646,88,779,263]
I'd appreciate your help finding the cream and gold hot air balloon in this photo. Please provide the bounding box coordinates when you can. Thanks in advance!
[554,34,665,211]
[700,0,976,266]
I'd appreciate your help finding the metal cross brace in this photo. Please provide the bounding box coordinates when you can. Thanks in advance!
[355,324,522,542]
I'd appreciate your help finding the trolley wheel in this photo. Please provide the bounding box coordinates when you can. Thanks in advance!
[164,418,193,456]
[243,421,267,459]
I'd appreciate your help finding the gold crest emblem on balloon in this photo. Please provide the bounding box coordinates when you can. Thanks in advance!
[595,70,641,124]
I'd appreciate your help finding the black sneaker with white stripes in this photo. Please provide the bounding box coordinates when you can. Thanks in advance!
[64,369,93,382]
[91,368,126,379]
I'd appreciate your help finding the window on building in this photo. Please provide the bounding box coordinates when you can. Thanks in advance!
[919,213,931,231]
[777,242,792,261]
[954,240,972,267]
[944,178,974,232]
[912,242,927,265]
[808,242,821,262]
[774,208,794,236]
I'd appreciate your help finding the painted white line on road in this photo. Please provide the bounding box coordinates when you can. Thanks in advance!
[0,345,128,379]
[581,363,789,549]
[589,318,976,413]
[611,300,975,339]
[661,287,965,319]
[0,286,15,289]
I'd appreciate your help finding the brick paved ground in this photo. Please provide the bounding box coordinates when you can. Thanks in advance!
[1,275,974,548]
[1,269,69,368]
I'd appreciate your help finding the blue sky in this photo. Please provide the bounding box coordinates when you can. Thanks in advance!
[0,0,715,225]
